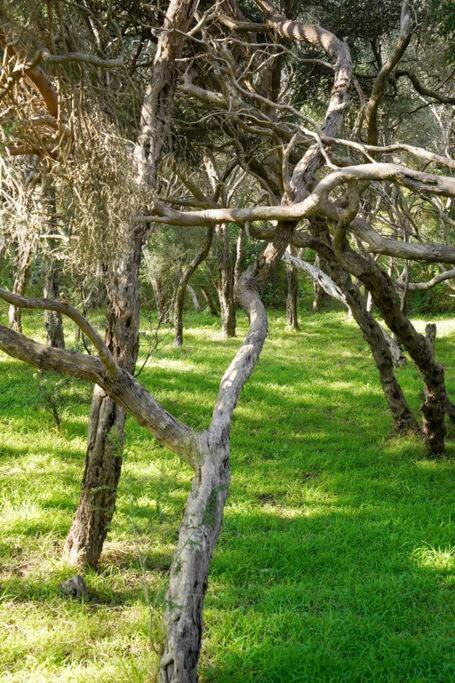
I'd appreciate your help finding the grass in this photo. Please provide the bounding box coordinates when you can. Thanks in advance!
[0,306,454,682]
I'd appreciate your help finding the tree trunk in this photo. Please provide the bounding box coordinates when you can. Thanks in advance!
[336,245,446,455]
[174,228,213,347]
[286,246,299,330]
[160,222,294,680]
[312,255,329,312]
[234,226,244,291]
[152,275,168,321]
[216,224,236,337]
[160,441,230,682]
[337,274,418,435]
[187,285,201,311]
[8,243,33,333]
[288,236,417,434]
[63,237,142,567]
[201,285,219,316]
[425,323,455,425]
[43,255,65,348]
[65,0,200,563]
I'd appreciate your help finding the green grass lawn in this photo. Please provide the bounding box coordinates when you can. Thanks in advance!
[0,308,454,682]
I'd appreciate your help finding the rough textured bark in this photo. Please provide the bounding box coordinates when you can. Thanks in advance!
[216,224,236,338]
[425,323,455,425]
[64,237,142,567]
[174,229,213,347]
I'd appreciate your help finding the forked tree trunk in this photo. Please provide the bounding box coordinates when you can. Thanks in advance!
[64,238,142,567]
[333,270,417,434]
[174,228,213,347]
[286,247,299,330]
[216,224,236,337]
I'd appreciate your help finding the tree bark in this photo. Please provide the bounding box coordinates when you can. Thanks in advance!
[286,246,299,329]
[333,269,417,435]
[285,241,417,434]
[42,180,64,348]
[216,224,236,338]
[187,285,201,311]
[43,254,65,348]
[151,275,168,321]
[174,228,213,347]
[8,239,33,333]
[312,255,329,312]
[64,0,199,568]
[160,222,294,681]
[201,285,219,316]
[64,237,142,567]
[335,244,446,455]
[160,440,230,682]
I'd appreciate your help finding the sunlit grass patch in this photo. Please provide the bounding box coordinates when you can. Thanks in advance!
[412,545,455,572]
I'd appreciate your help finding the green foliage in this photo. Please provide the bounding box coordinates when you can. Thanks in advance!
[0,310,454,681]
